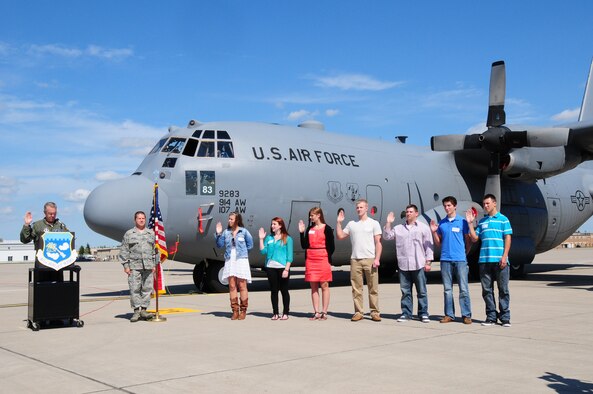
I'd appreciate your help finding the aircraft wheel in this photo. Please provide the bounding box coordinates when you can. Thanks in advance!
[192,262,206,292]
[30,321,40,331]
[510,263,526,279]
[206,261,229,293]
[76,320,84,328]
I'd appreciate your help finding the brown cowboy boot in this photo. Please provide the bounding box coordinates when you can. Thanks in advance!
[230,298,240,320]
[238,298,248,320]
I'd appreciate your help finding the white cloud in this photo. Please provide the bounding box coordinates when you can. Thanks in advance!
[27,43,133,61]
[35,80,59,89]
[29,44,82,58]
[95,171,125,181]
[552,108,580,122]
[0,175,18,195]
[86,45,134,60]
[466,122,486,134]
[287,109,320,121]
[325,109,339,117]
[288,110,310,120]
[422,87,482,109]
[63,189,91,202]
[313,73,403,91]
[0,206,13,215]
[0,41,13,56]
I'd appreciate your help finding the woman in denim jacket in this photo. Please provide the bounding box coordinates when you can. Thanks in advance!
[215,212,253,320]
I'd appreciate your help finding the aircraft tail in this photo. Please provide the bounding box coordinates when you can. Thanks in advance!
[578,58,593,122]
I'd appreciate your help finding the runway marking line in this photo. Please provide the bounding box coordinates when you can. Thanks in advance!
[147,307,200,315]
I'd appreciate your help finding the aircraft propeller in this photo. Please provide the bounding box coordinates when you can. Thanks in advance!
[430,61,570,202]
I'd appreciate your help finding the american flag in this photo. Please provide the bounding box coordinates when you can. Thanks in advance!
[148,183,168,262]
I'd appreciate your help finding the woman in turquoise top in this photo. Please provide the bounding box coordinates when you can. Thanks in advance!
[259,217,293,320]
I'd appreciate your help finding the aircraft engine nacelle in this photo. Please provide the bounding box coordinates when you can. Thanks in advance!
[503,147,579,181]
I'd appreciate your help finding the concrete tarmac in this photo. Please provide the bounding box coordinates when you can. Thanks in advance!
[1,248,592,393]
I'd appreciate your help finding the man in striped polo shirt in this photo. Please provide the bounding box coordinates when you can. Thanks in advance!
[466,194,513,327]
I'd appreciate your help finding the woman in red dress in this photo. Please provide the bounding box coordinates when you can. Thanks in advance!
[299,207,335,320]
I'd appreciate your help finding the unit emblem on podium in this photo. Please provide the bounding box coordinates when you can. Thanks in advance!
[36,232,78,270]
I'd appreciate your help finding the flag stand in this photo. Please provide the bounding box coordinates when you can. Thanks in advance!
[150,261,167,323]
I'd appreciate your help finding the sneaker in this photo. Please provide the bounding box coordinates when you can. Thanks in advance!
[371,313,382,322]
[440,316,454,323]
[502,320,511,327]
[463,317,472,325]
[397,315,409,322]
[351,313,364,322]
[130,310,141,323]
[481,320,495,326]
[421,316,430,323]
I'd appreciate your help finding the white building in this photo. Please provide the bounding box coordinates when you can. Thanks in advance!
[0,240,35,263]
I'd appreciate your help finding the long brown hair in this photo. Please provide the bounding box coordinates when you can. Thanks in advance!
[308,207,326,224]
[228,212,244,230]
[270,217,289,244]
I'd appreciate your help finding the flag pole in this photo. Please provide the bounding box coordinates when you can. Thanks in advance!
[150,183,166,323]
[151,261,166,322]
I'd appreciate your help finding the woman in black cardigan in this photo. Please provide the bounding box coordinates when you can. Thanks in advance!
[298,207,335,320]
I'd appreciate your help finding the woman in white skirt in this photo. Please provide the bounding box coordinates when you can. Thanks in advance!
[215,212,253,320]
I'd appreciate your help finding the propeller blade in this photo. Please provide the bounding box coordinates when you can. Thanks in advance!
[431,135,467,151]
[431,134,483,151]
[487,61,506,128]
[483,151,502,203]
[484,173,501,205]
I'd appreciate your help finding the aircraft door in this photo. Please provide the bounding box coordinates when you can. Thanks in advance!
[406,182,425,212]
[366,185,383,221]
[543,197,562,247]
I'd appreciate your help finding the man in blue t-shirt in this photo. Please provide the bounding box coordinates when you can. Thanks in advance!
[467,194,513,327]
[430,196,472,324]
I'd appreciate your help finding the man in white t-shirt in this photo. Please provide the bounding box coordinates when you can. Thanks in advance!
[336,199,383,321]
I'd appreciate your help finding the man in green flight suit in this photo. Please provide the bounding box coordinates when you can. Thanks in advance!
[20,201,70,282]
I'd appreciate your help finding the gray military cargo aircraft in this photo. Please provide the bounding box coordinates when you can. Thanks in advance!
[84,60,593,292]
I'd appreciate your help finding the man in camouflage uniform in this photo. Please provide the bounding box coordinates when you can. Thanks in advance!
[120,211,156,322]
[20,201,69,282]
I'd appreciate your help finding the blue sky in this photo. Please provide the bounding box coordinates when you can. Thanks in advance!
[1,0,593,246]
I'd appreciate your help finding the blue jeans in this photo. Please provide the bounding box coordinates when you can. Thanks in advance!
[479,263,510,322]
[440,261,472,318]
[399,268,428,318]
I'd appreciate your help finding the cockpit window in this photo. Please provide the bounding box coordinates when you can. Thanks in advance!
[192,130,202,138]
[202,130,215,139]
[161,138,187,153]
[162,157,178,168]
[217,130,231,140]
[182,138,199,157]
[197,141,215,157]
[217,141,234,158]
[149,138,168,154]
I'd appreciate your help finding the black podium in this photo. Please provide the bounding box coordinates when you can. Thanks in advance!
[27,265,84,331]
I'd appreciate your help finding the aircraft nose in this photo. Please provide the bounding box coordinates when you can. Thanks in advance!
[84,176,167,242]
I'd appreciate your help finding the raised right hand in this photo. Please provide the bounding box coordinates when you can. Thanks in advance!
[386,211,395,224]
[430,220,438,233]
[215,222,222,234]
[465,208,476,224]
[298,220,305,233]
[24,211,33,226]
